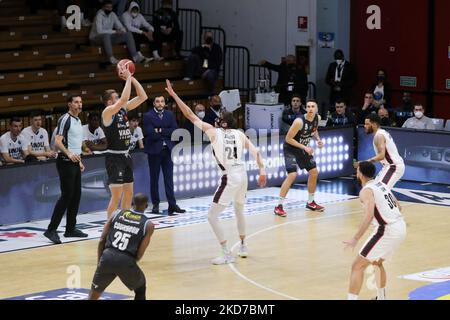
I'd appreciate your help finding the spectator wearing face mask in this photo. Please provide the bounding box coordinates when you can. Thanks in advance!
[402,104,436,130]
[183,31,223,95]
[259,55,308,106]
[378,107,394,127]
[371,69,392,109]
[121,1,163,61]
[326,100,356,127]
[203,95,224,126]
[183,104,205,142]
[325,49,357,106]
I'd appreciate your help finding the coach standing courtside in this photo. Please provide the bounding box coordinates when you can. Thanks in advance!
[44,94,88,244]
[143,96,185,216]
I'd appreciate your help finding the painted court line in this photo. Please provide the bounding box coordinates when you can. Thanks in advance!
[228,203,415,300]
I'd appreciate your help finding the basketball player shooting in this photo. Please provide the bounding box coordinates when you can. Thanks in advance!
[165,79,267,265]
[101,61,148,219]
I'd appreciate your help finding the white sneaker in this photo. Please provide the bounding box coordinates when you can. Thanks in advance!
[211,253,235,265]
[238,244,248,258]
[152,50,164,61]
[110,56,119,65]
[183,77,192,81]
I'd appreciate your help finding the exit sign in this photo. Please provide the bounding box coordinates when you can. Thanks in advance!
[400,76,417,88]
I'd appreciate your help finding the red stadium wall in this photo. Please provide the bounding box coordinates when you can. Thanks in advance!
[433,0,450,119]
[350,0,429,109]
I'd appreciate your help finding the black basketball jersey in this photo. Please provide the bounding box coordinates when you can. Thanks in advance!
[105,209,151,257]
[291,114,319,146]
[103,108,131,151]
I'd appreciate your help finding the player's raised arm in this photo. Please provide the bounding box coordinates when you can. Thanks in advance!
[243,134,267,187]
[165,79,216,139]
[126,77,148,111]
[369,134,386,163]
[102,65,132,124]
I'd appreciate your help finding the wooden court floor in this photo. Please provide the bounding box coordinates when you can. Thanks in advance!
[0,199,449,300]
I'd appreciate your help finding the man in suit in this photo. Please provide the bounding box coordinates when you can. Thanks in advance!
[143,96,186,216]
[325,49,357,107]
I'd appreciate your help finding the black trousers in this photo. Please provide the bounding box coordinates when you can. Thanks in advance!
[47,158,81,232]
[147,147,176,208]
[132,32,157,54]
[153,30,183,55]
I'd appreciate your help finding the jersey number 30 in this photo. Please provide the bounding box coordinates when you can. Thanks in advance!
[112,231,131,251]
[384,193,397,210]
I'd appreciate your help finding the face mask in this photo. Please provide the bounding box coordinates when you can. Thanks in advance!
[336,59,343,65]
[131,12,138,18]
[380,117,390,126]
[205,37,213,45]
[104,9,112,15]
[196,111,205,119]
[414,111,424,119]
[212,104,221,111]
[377,75,385,82]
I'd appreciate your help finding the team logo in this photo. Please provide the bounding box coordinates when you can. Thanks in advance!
[40,135,43,139]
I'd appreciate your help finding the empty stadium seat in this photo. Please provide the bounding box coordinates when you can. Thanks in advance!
[431,118,445,130]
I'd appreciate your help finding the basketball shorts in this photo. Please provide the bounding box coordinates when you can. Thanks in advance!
[91,248,145,292]
[359,219,406,263]
[283,144,317,173]
[105,153,134,185]
[375,164,405,189]
[213,171,248,206]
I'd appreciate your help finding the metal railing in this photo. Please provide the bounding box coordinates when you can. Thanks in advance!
[224,45,250,99]
[178,9,202,53]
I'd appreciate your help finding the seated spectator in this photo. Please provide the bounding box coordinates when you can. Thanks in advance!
[153,0,183,59]
[0,118,30,165]
[398,91,414,112]
[326,100,356,127]
[357,92,378,124]
[129,115,144,151]
[184,104,206,139]
[259,55,308,106]
[280,94,305,133]
[203,95,224,126]
[402,104,436,130]
[122,1,163,62]
[83,112,107,154]
[378,107,394,127]
[89,0,151,65]
[325,49,357,106]
[371,69,392,108]
[184,31,223,95]
[22,111,56,161]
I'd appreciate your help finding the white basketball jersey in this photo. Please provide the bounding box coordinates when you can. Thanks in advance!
[373,129,404,166]
[363,180,403,227]
[22,126,49,152]
[82,125,106,144]
[211,128,245,173]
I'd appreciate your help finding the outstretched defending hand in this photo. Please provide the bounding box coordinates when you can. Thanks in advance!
[165,79,175,97]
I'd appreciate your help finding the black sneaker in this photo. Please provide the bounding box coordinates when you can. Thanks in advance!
[44,230,62,244]
[168,205,186,215]
[64,229,88,238]
[151,205,160,214]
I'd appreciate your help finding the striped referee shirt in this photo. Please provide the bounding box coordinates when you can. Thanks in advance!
[56,113,83,159]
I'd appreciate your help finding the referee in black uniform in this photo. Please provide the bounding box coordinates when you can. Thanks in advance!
[44,94,88,244]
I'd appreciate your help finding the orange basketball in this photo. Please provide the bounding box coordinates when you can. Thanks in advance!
[117,59,135,76]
